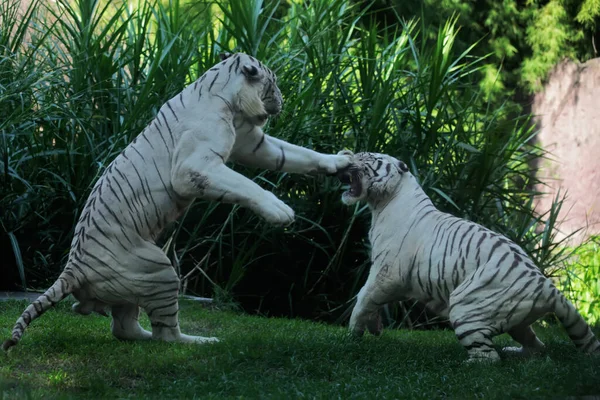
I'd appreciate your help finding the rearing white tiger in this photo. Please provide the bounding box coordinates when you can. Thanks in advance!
[337,150,600,362]
[2,52,351,351]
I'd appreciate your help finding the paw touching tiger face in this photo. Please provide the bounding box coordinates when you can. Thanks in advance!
[2,53,350,352]
[336,150,408,206]
[338,151,600,362]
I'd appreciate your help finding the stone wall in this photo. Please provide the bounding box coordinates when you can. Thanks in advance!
[532,58,600,244]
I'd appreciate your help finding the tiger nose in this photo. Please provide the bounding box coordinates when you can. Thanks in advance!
[266,100,282,115]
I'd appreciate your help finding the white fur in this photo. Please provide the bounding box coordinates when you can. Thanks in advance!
[340,151,600,362]
[3,53,351,350]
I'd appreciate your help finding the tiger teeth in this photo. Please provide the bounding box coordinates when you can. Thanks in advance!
[349,176,353,183]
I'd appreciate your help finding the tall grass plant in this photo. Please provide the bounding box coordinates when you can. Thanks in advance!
[0,0,576,326]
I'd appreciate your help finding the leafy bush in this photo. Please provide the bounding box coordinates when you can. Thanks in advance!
[0,0,576,326]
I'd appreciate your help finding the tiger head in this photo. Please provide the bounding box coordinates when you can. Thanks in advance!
[219,52,283,127]
[336,151,410,206]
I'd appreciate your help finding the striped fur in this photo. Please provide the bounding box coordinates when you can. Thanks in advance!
[2,53,351,351]
[338,150,600,362]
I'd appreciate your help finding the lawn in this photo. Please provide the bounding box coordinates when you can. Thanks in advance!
[1,299,599,399]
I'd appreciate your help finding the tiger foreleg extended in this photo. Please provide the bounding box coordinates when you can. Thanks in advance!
[172,130,295,226]
[230,126,350,175]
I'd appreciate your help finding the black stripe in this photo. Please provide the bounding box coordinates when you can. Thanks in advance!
[85,234,119,260]
[275,146,286,171]
[456,328,485,341]
[129,162,154,231]
[140,131,155,149]
[151,321,178,328]
[152,160,174,201]
[144,177,163,231]
[208,148,225,162]
[153,121,172,152]
[62,269,83,288]
[166,101,179,122]
[22,311,32,324]
[131,145,146,161]
[71,254,125,294]
[135,253,172,267]
[33,301,42,314]
[147,301,177,317]
[487,240,503,262]
[147,286,181,298]
[113,165,143,213]
[156,310,179,318]
[464,341,492,350]
[159,111,175,147]
[215,94,234,113]
[108,175,135,215]
[252,133,265,153]
[209,73,219,91]
[106,177,122,203]
[90,216,129,253]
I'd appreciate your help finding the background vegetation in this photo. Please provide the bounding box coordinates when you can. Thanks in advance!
[370,0,600,101]
[1,0,598,327]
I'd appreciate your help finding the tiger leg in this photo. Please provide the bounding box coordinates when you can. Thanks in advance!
[449,278,501,362]
[503,323,545,356]
[449,312,500,362]
[349,278,389,337]
[138,260,218,345]
[145,295,218,344]
[111,303,152,341]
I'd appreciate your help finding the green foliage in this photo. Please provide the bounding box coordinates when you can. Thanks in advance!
[521,0,580,92]
[0,0,579,326]
[1,300,600,399]
[561,237,600,326]
[373,0,599,99]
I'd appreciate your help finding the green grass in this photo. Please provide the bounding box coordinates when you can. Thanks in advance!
[1,300,599,399]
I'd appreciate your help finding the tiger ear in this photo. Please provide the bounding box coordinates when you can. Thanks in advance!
[338,150,354,157]
[397,160,408,173]
[242,64,261,81]
[219,52,233,61]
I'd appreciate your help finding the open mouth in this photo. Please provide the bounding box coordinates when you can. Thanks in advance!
[337,167,361,197]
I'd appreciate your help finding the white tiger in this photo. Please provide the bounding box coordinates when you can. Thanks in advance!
[2,52,351,351]
[337,150,600,362]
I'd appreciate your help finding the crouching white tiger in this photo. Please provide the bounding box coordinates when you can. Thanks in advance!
[337,150,600,362]
[2,52,351,352]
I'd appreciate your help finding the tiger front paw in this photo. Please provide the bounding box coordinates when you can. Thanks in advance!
[366,312,383,336]
[252,191,295,226]
[318,153,352,175]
